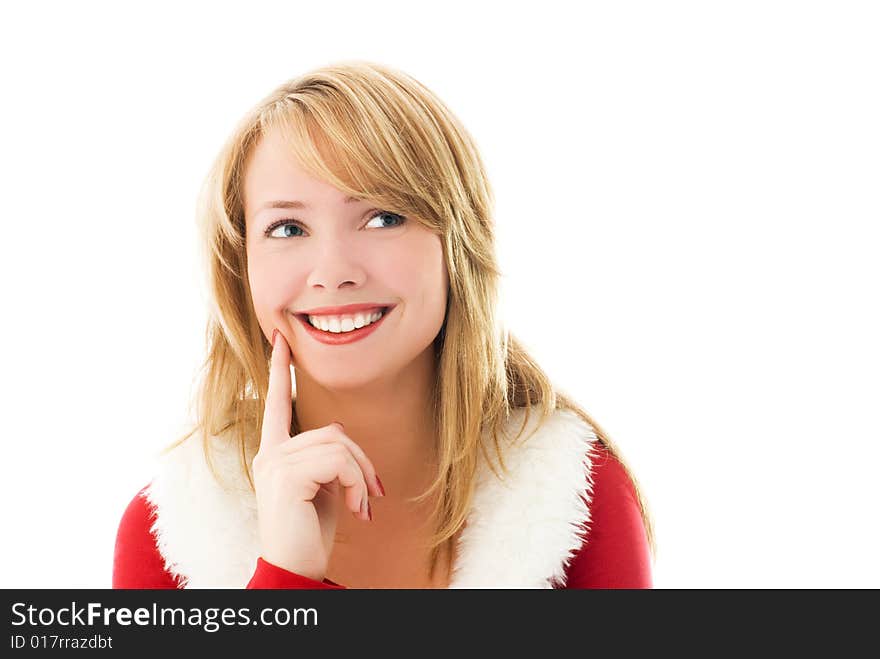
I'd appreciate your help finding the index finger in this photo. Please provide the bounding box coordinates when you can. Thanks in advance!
[262,329,293,444]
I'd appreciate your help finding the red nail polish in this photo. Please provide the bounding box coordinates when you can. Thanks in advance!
[367,501,373,521]
[375,475,386,497]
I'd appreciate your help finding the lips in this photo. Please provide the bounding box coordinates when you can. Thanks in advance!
[293,305,395,346]
[296,302,396,316]
[294,306,391,323]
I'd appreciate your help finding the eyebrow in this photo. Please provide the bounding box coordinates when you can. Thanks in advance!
[258,196,364,212]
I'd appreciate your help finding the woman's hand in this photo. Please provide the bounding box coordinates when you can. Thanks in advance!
[253,329,385,582]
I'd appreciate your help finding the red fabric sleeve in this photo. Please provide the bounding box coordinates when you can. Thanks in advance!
[247,558,346,589]
[113,485,346,589]
[562,445,653,588]
[112,486,184,589]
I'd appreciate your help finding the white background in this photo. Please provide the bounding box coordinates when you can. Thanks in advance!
[1,1,877,588]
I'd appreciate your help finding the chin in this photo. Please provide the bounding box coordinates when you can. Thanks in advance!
[301,363,386,392]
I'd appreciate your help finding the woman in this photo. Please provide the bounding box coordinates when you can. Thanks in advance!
[113,60,655,589]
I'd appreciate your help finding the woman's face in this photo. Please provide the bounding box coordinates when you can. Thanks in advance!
[242,127,449,391]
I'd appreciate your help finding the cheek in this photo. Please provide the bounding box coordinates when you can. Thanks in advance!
[246,254,306,324]
[246,258,272,312]
[378,252,418,284]
[387,238,447,314]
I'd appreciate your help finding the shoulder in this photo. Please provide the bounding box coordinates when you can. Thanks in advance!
[115,485,157,546]
[585,444,646,540]
[564,443,653,588]
[131,428,263,587]
[113,484,184,588]
[587,443,639,504]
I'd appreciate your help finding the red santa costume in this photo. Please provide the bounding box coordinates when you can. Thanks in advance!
[113,406,652,588]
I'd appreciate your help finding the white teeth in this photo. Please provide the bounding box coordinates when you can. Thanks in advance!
[307,309,385,333]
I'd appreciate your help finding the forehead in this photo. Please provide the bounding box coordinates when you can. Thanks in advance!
[242,128,351,219]
[241,128,371,226]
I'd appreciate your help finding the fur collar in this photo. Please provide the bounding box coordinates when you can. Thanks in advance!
[143,406,599,588]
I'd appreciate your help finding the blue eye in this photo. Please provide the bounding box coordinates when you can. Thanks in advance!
[264,210,406,239]
[265,222,306,239]
[364,210,406,229]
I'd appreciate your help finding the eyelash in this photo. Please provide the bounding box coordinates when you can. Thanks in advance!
[263,210,407,239]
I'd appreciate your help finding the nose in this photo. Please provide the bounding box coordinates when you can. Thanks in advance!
[305,238,366,291]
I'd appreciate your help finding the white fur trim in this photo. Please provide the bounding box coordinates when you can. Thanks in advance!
[143,406,598,588]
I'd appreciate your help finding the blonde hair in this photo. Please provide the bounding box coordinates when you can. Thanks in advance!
[165,59,656,583]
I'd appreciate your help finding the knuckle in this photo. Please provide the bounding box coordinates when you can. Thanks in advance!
[324,444,346,465]
[331,452,348,472]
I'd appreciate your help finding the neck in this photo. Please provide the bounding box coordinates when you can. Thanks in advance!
[292,346,439,497]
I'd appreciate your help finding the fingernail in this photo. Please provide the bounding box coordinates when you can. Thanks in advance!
[271,329,278,346]
[367,500,373,521]
[375,474,386,497]
[360,496,370,521]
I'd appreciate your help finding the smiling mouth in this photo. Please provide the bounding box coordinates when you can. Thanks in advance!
[293,306,393,333]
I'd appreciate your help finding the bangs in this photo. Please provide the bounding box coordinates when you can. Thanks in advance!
[255,97,444,234]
